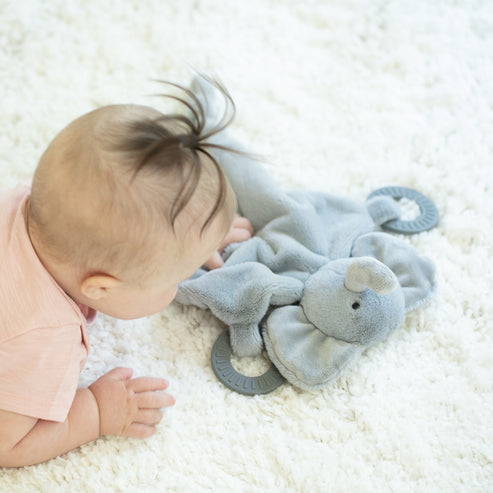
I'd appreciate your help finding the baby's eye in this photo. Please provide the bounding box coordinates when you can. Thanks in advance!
[352,302,361,310]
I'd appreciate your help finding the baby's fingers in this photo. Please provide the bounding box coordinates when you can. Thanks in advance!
[136,391,176,409]
[127,377,169,393]
[126,423,158,439]
[225,226,253,245]
[232,214,254,235]
[221,222,254,248]
[136,408,164,426]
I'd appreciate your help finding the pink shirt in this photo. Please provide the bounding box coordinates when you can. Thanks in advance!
[0,185,95,422]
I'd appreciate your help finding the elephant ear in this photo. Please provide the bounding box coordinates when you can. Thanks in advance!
[263,306,364,391]
[351,232,436,312]
[176,262,304,325]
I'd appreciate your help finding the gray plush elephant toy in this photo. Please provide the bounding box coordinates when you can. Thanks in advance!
[262,231,434,390]
[175,78,437,392]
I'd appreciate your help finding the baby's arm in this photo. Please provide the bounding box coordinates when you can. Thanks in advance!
[0,367,174,467]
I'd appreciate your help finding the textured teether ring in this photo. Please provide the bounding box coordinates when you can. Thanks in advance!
[211,331,285,395]
[368,186,439,234]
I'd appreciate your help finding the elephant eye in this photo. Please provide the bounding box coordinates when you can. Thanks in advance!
[352,302,360,310]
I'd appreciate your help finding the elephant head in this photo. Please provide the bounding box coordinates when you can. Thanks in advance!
[301,256,405,346]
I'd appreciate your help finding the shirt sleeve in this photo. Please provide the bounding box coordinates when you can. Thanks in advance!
[0,324,88,422]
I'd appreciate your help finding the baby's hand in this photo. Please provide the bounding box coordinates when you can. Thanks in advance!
[89,367,175,438]
[204,214,254,270]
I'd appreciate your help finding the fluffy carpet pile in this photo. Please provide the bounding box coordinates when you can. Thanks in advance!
[1,1,491,491]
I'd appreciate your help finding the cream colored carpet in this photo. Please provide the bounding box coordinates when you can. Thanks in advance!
[1,1,491,491]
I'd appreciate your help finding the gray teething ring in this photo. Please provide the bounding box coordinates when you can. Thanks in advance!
[368,186,439,234]
[211,331,285,395]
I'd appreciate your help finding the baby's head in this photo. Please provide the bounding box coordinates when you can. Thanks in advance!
[28,81,237,318]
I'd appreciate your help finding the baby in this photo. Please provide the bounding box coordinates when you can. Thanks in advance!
[0,78,253,467]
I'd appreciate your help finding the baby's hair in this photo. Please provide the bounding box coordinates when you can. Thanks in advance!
[29,75,243,280]
[115,75,238,234]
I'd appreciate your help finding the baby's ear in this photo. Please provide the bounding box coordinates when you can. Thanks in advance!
[351,232,436,312]
[80,274,121,300]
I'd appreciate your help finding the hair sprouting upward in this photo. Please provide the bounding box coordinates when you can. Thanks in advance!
[115,75,238,233]
[28,75,241,279]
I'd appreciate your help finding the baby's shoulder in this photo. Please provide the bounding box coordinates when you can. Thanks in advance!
[0,184,79,342]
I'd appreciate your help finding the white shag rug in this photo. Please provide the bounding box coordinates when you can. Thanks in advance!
[1,1,492,492]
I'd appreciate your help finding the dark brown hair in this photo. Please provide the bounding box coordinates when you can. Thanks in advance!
[115,75,239,233]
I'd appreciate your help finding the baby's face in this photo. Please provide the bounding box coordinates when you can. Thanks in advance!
[90,211,231,320]
[31,102,238,320]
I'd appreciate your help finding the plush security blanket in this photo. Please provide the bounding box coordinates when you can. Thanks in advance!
[176,88,437,392]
